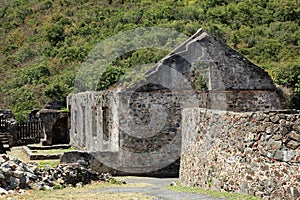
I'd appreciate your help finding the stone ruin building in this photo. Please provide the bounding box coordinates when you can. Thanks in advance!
[67,28,283,177]
[0,28,297,198]
[36,109,70,146]
[0,102,70,150]
[29,101,70,146]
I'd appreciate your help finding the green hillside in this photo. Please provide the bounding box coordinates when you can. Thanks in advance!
[0,0,299,121]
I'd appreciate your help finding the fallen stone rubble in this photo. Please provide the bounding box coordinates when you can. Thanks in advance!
[0,154,114,195]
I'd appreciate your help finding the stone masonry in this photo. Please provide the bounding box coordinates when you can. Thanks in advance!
[68,28,282,176]
[68,90,183,176]
[180,108,300,199]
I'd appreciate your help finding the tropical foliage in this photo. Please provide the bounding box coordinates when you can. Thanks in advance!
[0,0,299,120]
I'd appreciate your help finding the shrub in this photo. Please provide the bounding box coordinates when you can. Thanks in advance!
[17,62,50,85]
[264,62,300,109]
[46,23,65,46]
[96,64,127,90]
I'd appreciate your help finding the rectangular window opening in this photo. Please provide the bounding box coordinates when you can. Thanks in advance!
[102,106,110,141]
[92,106,97,137]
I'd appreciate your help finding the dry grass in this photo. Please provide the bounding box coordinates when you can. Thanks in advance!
[3,181,153,200]
[6,146,60,168]
[167,185,261,200]
[31,147,77,155]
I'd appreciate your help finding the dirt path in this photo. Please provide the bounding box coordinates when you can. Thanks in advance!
[92,177,222,200]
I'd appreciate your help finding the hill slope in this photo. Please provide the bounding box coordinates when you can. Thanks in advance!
[0,0,299,121]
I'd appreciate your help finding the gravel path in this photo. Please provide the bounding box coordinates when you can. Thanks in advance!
[93,177,222,200]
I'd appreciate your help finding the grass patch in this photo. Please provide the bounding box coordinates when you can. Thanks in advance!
[37,160,60,169]
[6,147,60,169]
[167,185,260,200]
[31,147,77,155]
[4,181,154,200]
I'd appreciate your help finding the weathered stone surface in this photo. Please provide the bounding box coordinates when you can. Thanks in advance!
[282,150,295,162]
[0,110,38,148]
[11,170,24,179]
[272,134,282,141]
[270,115,280,123]
[286,186,300,199]
[67,29,282,176]
[286,140,299,150]
[180,108,300,199]
[293,124,300,132]
[0,187,8,195]
[268,140,282,150]
[287,131,300,142]
[273,150,283,160]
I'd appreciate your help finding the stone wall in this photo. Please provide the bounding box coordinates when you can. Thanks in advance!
[67,91,119,152]
[67,90,185,176]
[0,110,15,149]
[117,90,183,174]
[118,90,182,152]
[68,87,281,176]
[144,28,277,92]
[67,28,285,176]
[68,89,281,153]
[61,151,180,178]
[196,90,281,111]
[180,108,300,199]
[0,109,16,130]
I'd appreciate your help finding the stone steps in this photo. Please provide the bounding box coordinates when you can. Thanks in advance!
[0,132,13,152]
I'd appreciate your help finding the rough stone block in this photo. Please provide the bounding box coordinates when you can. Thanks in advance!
[286,140,299,150]
[287,131,300,142]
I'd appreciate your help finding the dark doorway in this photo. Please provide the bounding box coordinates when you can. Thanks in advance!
[52,117,69,144]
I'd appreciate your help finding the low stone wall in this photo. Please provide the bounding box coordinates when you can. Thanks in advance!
[61,151,179,177]
[180,108,300,199]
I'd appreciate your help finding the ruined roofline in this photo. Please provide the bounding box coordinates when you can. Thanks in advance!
[72,28,277,93]
[143,29,208,78]
[170,28,207,55]
[165,28,271,79]
[143,28,276,91]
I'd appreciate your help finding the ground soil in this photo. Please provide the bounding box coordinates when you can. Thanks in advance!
[100,176,221,200]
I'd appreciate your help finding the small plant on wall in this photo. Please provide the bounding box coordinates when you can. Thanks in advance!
[193,61,209,90]
[61,107,69,112]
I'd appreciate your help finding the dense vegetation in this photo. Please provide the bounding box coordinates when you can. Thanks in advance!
[0,0,299,121]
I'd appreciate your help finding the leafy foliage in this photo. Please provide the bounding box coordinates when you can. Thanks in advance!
[263,62,300,109]
[96,64,127,91]
[96,48,168,90]
[0,0,299,120]
[17,62,50,85]
[45,70,75,101]
[9,87,38,122]
[46,22,65,46]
